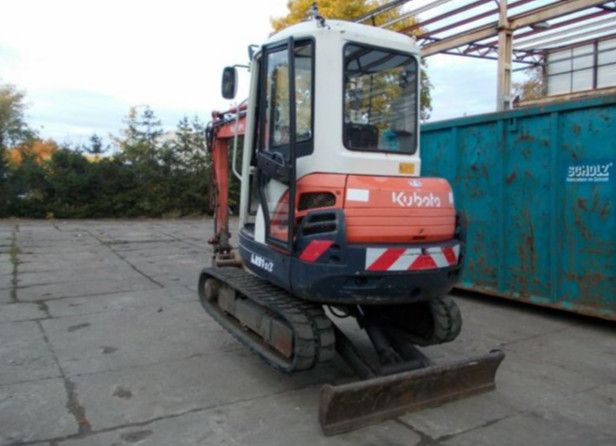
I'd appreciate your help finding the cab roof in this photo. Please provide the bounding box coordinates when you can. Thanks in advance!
[263,19,420,56]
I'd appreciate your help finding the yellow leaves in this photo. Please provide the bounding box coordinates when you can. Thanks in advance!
[270,0,418,34]
[271,0,372,32]
[84,154,104,163]
[6,139,58,166]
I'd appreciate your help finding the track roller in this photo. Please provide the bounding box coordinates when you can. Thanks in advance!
[198,267,335,373]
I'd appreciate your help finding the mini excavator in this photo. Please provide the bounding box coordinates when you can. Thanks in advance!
[199,8,504,435]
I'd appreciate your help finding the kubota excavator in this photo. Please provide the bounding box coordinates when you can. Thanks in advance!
[199,8,504,435]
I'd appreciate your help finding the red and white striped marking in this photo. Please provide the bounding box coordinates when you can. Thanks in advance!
[299,240,334,262]
[365,245,460,271]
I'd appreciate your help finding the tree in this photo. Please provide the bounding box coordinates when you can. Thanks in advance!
[6,144,49,217]
[0,82,35,152]
[115,106,163,165]
[0,95,213,218]
[171,116,208,172]
[45,149,94,217]
[7,139,58,166]
[513,66,545,104]
[113,106,168,215]
[84,134,108,158]
[271,0,432,119]
[0,82,37,216]
[164,116,210,215]
[112,107,210,217]
[272,0,371,31]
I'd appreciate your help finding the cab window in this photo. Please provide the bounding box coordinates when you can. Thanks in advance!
[343,43,418,154]
[259,41,314,159]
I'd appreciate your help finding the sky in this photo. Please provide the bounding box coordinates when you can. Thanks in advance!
[0,0,529,146]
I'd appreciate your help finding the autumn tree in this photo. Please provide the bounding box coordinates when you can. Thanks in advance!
[272,0,371,30]
[7,139,59,166]
[271,0,433,119]
[513,66,545,104]
[2,98,210,218]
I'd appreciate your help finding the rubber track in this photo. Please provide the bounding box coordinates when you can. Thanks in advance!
[400,296,462,346]
[199,267,335,373]
[432,295,462,343]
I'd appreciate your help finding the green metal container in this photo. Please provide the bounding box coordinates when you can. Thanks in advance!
[421,95,616,320]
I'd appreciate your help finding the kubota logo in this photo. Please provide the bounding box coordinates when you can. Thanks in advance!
[392,191,442,207]
[409,179,422,187]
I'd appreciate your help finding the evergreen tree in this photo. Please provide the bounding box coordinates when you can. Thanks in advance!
[114,106,177,215]
[116,106,163,165]
[172,116,208,172]
[2,98,212,218]
[84,134,108,158]
[161,116,210,215]
[0,142,8,216]
[7,147,48,217]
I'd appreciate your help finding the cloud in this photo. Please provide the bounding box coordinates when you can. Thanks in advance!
[1,1,510,139]
[0,0,288,141]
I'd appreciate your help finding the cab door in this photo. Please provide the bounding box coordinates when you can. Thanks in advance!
[256,38,298,253]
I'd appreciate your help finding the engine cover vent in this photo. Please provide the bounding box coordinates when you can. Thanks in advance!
[298,192,336,211]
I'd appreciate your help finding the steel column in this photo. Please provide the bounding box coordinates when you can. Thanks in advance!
[421,0,609,57]
[497,1,513,111]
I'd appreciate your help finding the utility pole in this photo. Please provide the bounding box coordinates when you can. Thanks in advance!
[496,0,513,111]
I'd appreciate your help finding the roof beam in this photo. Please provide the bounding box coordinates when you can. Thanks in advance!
[421,0,609,57]
[354,0,410,23]
[399,0,491,35]
[546,31,616,51]
[514,16,616,47]
[421,25,497,56]
[439,48,541,64]
[511,0,610,28]
[481,9,610,48]
[380,0,453,29]
[417,0,534,39]
[520,23,616,49]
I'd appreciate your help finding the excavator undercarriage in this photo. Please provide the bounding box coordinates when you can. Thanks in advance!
[199,267,335,373]
[199,265,504,435]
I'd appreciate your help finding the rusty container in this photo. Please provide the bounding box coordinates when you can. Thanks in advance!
[420,95,616,320]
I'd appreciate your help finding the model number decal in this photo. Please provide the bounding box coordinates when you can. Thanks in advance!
[392,191,442,207]
[250,253,274,272]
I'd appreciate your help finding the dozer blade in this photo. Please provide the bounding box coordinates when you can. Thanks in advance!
[319,349,505,436]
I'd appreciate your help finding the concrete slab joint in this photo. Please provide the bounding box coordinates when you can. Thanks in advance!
[0,219,614,445]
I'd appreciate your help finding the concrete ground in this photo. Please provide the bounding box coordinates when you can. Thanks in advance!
[0,219,614,446]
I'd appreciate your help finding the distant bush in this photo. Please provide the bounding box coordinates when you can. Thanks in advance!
[1,106,216,218]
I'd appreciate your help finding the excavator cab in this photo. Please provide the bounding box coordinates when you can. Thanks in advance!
[201,12,503,436]
[235,20,464,303]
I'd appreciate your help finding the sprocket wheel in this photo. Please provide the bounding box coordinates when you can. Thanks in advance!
[370,296,463,346]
